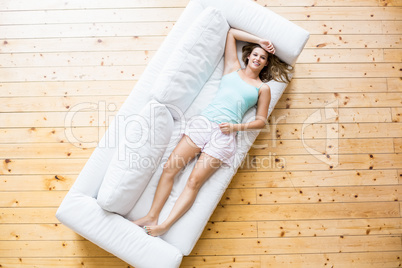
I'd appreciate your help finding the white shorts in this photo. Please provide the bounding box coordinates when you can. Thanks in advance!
[180,117,237,167]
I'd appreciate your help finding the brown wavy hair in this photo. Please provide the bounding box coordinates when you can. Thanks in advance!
[242,43,293,83]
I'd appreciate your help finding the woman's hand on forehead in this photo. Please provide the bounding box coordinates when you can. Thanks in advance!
[259,39,275,54]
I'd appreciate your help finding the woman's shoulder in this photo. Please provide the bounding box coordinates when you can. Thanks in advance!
[258,84,271,96]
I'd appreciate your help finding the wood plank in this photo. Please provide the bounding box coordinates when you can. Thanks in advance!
[0,21,387,39]
[0,122,399,145]
[1,35,399,55]
[183,253,402,268]
[306,34,402,49]
[0,51,156,68]
[0,191,67,207]
[210,202,400,221]
[0,241,113,258]
[255,185,402,204]
[222,186,402,205]
[0,143,95,158]
[279,92,402,108]
[400,201,402,216]
[2,92,401,112]
[185,252,402,268]
[0,127,100,144]
[295,21,384,34]
[395,138,402,153]
[381,0,402,7]
[1,219,400,251]
[0,108,394,128]
[191,235,402,255]
[2,202,399,224]
[258,218,402,237]
[0,174,75,191]
[337,122,402,138]
[0,111,117,128]
[0,159,86,175]
[221,189,257,205]
[182,256,260,268]
[384,49,402,62]
[388,77,402,91]
[269,7,402,21]
[2,7,400,25]
[250,138,395,155]
[268,107,392,124]
[2,48,396,67]
[0,223,82,241]
[0,81,134,97]
[0,8,184,25]
[392,107,401,122]
[230,170,399,188]
[255,153,402,171]
[2,169,395,192]
[0,208,58,223]
[0,96,126,112]
[260,252,402,268]
[294,63,402,78]
[2,63,400,82]
[382,21,402,34]
[0,0,387,11]
[0,132,400,159]
[0,66,146,82]
[0,37,165,53]
[298,48,384,63]
[1,152,399,175]
[0,78,388,98]
[0,0,189,10]
[200,221,257,239]
[0,221,257,240]
[0,258,133,268]
[2,138,394,159]
[1,236,400,258]
[257,122,402,140]
[0,22,176,39]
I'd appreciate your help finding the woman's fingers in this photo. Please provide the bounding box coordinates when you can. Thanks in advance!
[262,40,275,54]
[219,123,231,134]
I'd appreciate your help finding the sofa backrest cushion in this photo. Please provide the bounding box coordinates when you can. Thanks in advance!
[97,100,174,215]
[151,7,229,119]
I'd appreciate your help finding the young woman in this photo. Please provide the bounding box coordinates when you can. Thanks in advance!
[133,28,293,236]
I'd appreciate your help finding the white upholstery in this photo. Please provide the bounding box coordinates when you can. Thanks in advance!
[97,100,174,215]
[152,7,229,119]
[56,0,309,267]
[199,0,310,66]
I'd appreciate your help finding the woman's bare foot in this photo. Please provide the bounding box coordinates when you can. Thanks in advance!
[143,224,169,237]
[132,215,157,228]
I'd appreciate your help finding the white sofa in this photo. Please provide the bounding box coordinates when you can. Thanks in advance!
[56,0,309,267]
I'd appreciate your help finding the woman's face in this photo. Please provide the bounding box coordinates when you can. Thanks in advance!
[247,47,269,71]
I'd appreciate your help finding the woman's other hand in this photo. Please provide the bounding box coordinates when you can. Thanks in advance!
[259,39,275,54]
[219,122,236,134]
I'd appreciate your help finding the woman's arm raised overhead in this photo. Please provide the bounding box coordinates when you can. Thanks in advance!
[222,29,242,76]
[230,28,275,54]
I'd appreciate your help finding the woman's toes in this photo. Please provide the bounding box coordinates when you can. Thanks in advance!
[143,225,168,237]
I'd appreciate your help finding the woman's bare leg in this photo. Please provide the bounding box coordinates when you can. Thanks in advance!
[145,152,222,236]
[133,135,201,227]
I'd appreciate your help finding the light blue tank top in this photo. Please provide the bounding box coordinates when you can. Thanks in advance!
[201,68,263,124]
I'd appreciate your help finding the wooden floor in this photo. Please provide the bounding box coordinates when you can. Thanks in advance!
[1,0,401,267]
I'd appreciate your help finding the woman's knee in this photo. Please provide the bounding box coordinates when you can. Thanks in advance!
[186,176,203,191]
[162,159,182,177]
